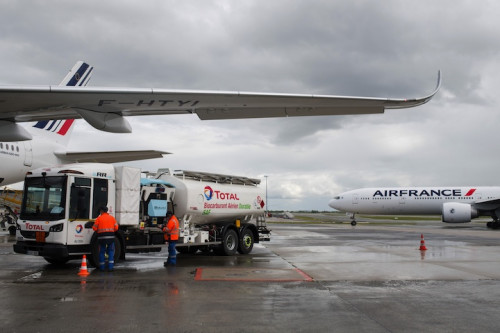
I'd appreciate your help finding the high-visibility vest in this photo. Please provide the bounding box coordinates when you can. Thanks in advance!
[163,215,179,241]
[92,212,118,239]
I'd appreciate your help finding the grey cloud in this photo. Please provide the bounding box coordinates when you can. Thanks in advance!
[3,0,500,210]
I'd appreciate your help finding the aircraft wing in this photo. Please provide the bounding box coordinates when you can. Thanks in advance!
[55,150,169,163]
[0,71,440,140]
[473,198,500,211]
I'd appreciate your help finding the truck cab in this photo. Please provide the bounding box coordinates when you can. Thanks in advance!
[14,164,116,264]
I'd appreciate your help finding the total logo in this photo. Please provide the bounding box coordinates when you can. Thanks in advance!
[75,224,83,234]
[204,186,240,201]
[204,186,214,200]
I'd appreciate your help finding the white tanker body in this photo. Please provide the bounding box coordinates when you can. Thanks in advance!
[14,163,270,266]
[154,169,266,225]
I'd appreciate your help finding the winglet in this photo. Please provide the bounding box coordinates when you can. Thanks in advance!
[409,70,441,102]
[385,70,441,109]
[434,70,442,96]
[420,69,441,104]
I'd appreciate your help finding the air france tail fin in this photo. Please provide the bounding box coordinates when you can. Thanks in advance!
[59,60,93,87]
[31,61,93,145]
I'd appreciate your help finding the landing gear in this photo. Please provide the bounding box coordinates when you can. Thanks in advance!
[348,213,357,226]
[489,211,500,229]
[487,220,500,229]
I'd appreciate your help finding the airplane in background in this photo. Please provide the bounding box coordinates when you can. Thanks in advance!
[0,61,167,186]
[329,187,500,229]
[0,62,441,142]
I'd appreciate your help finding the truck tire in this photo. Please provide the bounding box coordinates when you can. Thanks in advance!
[237,228,254,254]
[89,234,122,268]
[221,229,238,256]
[89,235,99,267]
[8,226,16,236]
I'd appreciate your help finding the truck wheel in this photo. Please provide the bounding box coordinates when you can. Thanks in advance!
[221,229,238,256]
[238,228,254,254]
[8,226,16,236]
[43,257,69,265]
[89,235,122,268]
[89,235,100,267]
[113,237,122,264]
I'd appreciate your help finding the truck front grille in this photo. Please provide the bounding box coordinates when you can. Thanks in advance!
[20,231,50,239]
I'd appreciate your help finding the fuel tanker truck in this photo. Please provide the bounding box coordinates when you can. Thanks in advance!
[13,163,269,266]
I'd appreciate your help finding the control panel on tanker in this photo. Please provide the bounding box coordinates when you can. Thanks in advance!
[142,192,168,226]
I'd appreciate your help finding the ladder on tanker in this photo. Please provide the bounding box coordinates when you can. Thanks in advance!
[156,168,261,186]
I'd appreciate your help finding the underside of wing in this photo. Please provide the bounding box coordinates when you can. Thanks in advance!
[56,150,169,163]
[473,198,500,211]
[0,71,441,140]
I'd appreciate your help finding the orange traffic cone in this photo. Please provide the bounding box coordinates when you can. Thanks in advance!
[78,255,90,276]
[419,234,428,251]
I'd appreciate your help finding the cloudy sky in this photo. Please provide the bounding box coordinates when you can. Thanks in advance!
[1,1,500,211]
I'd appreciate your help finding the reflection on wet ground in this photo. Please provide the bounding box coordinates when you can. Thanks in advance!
[2,221,500,332]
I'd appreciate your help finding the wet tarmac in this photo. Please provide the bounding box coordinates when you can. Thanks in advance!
[1,220,500,332]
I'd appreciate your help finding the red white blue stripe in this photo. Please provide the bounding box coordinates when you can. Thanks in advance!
[32,119,75,135]
[32,61,92,135]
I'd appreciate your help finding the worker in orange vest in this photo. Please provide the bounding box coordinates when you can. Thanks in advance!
[162,211,179,266]
[92,206,119,272]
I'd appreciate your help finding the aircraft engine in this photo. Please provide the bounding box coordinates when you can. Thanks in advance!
[441,202,478,223]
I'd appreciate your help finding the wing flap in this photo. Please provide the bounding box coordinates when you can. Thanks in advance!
[56,150,169,163]
[196,106,385,120]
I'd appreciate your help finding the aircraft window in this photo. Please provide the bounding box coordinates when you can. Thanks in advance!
[334,196,340,200]
[16,146,19,152]
[11,145,14,151]
[0,143,2,149]
[5,145,8,151]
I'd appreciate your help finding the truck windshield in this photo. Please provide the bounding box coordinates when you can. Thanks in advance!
[20,176,67,221]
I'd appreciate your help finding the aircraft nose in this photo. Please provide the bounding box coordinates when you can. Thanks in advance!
[328,198,338,209]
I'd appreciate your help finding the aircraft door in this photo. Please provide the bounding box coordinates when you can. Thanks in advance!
[352,194,359,205]
[23,141,32,167]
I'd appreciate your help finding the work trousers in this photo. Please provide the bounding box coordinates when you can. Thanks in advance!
[166,241,177,265]
[98,238,115,271]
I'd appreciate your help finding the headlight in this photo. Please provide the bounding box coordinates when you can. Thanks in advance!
[49,223,64,232]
